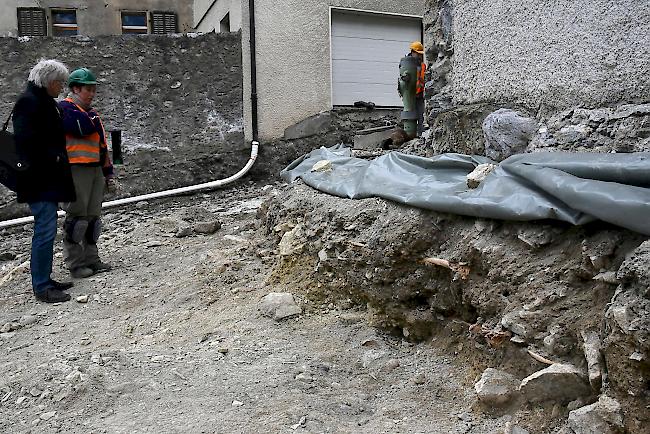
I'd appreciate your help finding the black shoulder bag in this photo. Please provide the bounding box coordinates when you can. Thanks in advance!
[0,109,30,192]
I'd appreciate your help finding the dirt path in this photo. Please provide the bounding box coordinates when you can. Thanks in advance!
[0,183,507,434]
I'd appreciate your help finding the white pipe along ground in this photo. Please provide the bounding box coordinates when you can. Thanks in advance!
[0,141,259,230]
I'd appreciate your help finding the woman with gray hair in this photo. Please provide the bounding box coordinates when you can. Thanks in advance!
[12,58,76,303]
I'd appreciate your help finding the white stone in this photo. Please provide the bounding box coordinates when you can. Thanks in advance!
[474,368,520,406]
[568,395,624,434]
[40,411,56,421]
[76,295,89,303]
[466,163,497,188]
[311,160,332,173]
[258,293,302,321]
[519,363,591,403]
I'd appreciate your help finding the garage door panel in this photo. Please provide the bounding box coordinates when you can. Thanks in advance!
[333,82,401,107]
[331,10,422,107]
[332,36,410,62]
[332,59,397,86]
[331,12,421,41]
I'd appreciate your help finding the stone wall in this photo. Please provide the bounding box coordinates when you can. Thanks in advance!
[423,0,650,157]
[0,32,243,220]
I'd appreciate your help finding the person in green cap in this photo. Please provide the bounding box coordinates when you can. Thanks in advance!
[59,67,115,278]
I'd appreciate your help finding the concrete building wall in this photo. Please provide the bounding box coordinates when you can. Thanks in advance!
[194,0,242,33]
[0,0,194,36]
[448,0,650,111]
[241,0,424,141]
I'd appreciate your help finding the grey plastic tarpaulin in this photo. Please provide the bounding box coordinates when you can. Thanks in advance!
[280,146,650,236]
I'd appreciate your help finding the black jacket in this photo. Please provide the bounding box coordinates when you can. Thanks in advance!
[12,83,75,203]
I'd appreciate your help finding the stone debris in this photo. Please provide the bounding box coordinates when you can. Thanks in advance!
[474,368,520,406]
[258,292,302,321]
[193,220,222,235]
[466,163,497,188]
[231,400,244,407]
[311,160,333,173]
[519,363,591,403]
[40,411,56,421]
[76,295,89,303]
[278,224,305,256]
[482,109,537,161]
[568,395,624,434]
[18,315,37,326]
[291,416,307,430]
[580,330,603,391]
[0,322,21,333]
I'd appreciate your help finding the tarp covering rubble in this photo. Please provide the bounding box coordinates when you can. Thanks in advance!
[280,146,650,236]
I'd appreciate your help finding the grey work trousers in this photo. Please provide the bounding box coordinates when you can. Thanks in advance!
[416,95,425,137]
[63,165,105,270]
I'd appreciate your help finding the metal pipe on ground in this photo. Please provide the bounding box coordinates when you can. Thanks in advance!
[0,141,260,230]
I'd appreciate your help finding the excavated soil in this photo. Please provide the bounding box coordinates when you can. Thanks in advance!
[1,171,648,433]
[1,182,511,434]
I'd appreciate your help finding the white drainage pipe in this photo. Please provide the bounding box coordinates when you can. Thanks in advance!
[0,141,259,230]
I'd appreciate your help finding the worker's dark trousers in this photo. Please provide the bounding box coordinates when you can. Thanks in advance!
[416,95,425,137]
[63,166,104,270]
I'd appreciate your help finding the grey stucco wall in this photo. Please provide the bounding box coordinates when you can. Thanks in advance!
[195,0,242,32]
[450,0,650,111]
[0,33,244,219]
[241,0,424,141]
[0,0,194,36]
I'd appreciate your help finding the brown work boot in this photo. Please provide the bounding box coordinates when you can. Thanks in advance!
[71,267,94,279]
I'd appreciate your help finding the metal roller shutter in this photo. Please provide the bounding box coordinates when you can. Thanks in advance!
[331,10,422,107]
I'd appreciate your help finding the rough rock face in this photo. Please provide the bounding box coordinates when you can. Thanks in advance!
[568,395,625,434]
[261,182,649,430]
[0,33,243,220]
[482,109,538,161]
[602,240,650,430]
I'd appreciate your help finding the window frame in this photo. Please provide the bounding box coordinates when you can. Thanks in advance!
[151,11,178,34]
[50,8,78,36]
[17,7,47,37]
[121,10,149,35]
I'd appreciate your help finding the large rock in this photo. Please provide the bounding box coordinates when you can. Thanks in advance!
[567,395,624,434]
[284,112,332,140]
[482,109,537,161]
[474,368,520,406]
[258,292,302,321]
[519,363,591,403]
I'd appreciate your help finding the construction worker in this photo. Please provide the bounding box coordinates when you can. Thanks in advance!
[59,68,114,278]
[409,41,427,137]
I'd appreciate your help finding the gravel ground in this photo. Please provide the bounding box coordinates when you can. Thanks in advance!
[0,182,509,434]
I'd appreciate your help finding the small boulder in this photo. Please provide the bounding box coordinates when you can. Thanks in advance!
[259,292,302,321]
[568,395,624,434]
[193,220,222,235]
[482,109,537,161]
[474,368,520,406]
[466,163,497,188]
[519,363,591,403]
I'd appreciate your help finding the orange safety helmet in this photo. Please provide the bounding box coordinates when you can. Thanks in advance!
[409,41,425,54]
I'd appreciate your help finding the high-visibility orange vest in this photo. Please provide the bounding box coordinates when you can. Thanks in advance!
[63,99,107,166]
[416,62,426,96]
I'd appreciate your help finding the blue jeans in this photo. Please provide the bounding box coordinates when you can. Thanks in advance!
[28,201,59,293]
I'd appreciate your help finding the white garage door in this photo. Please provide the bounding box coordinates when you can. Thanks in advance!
[331,10,422,107]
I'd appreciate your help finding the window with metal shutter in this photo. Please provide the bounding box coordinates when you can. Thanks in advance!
[151,11,177,34]
[17,8,47,37]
